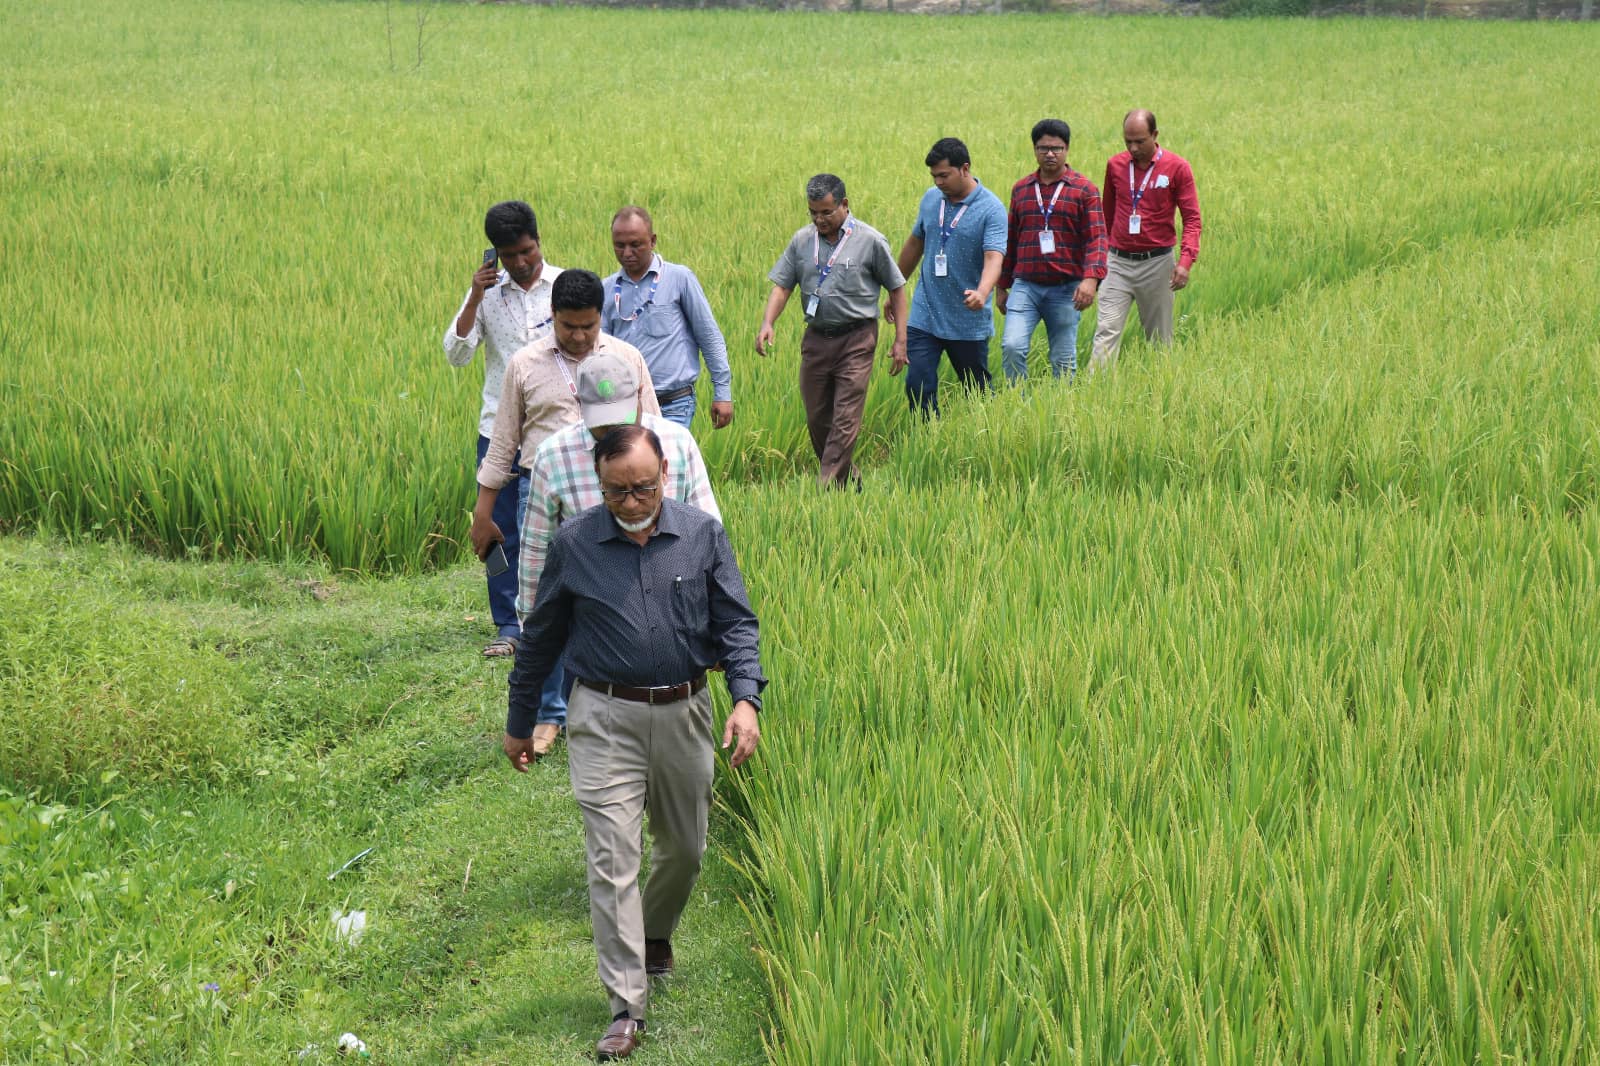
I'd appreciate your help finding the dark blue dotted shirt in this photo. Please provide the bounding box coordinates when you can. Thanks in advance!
[506,499,766,738]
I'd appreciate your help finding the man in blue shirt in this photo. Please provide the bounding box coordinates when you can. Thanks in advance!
[602,207,734,432]
[505,424,764,1062]
[889,138,1008,416]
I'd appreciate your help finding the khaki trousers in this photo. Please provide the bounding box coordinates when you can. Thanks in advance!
[567,682,715,1019]
[1090,250,1175,372]
[800,321,878,487]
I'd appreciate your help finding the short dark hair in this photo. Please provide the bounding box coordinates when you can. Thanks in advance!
[925,137,971,169]
[1030,119,1072,147]
[551,269,604,313]
[593,424,664,474]
[806,173,846,204]
[484,200,538,247]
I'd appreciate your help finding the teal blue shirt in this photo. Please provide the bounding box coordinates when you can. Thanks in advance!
[907,181,1008,341]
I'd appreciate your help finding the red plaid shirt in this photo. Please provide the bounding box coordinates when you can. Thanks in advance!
[999,168,1108,290]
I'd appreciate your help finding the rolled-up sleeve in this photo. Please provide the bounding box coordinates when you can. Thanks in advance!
[477,366,524,490]
[707,525,766,708]
[443,290,480,367]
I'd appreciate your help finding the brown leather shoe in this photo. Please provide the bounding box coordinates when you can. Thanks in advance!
[531,722,563,758]
[596,1017,645,1061]
[644,938,673,977]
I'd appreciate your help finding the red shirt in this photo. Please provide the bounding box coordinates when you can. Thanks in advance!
[999,168,1108,291]
[1102,147,1201,269]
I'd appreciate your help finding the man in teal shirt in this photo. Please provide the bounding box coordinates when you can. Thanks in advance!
[890,138,1008,416]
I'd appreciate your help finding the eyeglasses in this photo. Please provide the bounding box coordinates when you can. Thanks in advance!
[601,481,661,503]
[1034,144,1066,156]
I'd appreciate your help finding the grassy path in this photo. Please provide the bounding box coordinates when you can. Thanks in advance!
[0,535,767,1063]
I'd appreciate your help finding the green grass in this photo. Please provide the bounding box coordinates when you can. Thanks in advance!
[0,536,766,1064]
[5,1,1600,1062]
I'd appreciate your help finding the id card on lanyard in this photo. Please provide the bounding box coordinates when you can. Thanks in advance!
[1035,178,1066,255]
[552,349,579,397]
[1127,149,1163,236]
[933,197,969,278]
[806,218,855,317]
[611,272,659,325]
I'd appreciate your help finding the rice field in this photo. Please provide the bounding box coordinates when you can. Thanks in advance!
[4,0,1600,1062]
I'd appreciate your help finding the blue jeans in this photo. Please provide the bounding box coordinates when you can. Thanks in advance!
[536,661,572,728]
[475,435,530,639]
[905,327,991,418]
[657,390,696,429]
[476,437,567,727]
[1001,278,1082,382]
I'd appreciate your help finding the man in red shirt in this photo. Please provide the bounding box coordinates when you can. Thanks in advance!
[1091,109,1203,372]
[997,118,1108,382]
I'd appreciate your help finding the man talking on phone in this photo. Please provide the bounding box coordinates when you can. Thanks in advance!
[443,200,563,660]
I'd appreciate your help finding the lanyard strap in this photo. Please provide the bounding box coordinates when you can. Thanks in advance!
[551,349,578,396]
[812,217,856,290]
[937,198,970,250]
[1128,148,1164,213]
[611,271,660,323]
[1033,177,1067,228]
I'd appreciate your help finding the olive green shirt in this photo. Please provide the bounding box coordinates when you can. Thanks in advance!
[769,216,905,330]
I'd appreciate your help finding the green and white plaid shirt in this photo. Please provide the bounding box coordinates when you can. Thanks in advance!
[515,411,721,621]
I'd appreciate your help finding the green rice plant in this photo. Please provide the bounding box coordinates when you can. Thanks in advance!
[4,2,1600,567]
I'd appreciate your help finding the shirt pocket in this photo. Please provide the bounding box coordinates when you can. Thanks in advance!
[642,301,683,341]
[671,572,709,633]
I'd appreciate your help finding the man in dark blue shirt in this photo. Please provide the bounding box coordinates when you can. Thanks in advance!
[504,423,765,1062]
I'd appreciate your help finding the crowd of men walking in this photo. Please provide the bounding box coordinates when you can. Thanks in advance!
[440,108,1201,1062]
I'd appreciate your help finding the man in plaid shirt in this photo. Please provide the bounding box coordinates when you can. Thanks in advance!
[996,118,1108,382]
[515,352,721,756]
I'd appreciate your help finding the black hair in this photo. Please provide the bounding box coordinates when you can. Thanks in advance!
[484,200,539,247]
[925,137,971,169]
[551,269,605,313]
[1030,119,1072,147]
[593,424,665,474]
[806,173,847,204]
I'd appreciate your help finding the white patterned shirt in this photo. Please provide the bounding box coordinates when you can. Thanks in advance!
[443,266,564,438]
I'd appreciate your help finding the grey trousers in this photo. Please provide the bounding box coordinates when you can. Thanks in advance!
[1090,249,1175,372]
[567,682,715,1019]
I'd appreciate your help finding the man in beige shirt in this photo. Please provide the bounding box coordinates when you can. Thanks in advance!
[469,268,661,753]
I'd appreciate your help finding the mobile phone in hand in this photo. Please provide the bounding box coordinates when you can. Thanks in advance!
[485,542,510,578]
[481,247,498,271]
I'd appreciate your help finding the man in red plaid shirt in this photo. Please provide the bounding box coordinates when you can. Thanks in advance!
[996,118,1108,382]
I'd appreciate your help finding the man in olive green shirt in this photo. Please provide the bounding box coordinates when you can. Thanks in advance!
[756,173,907,489]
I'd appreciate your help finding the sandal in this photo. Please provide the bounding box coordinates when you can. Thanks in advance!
[482,636,518,658]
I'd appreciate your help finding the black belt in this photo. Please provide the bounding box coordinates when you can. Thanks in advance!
[579,675,707,705]
[655,384,695,404]
[1110,246,1173,262]
[807,318,875,338]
